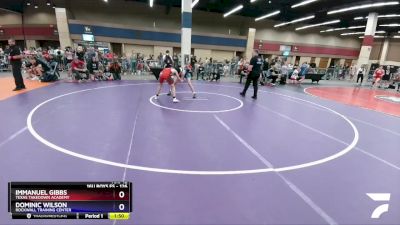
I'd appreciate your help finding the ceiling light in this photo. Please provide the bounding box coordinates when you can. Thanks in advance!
[274,15,315,27]
[379,14,400,18]
[223,5,243,18]
[296,20,340,31]
[191,0,199,8]
[341,32,365,36]
[26,1,31,6]
[103,0,108,2]
[46,1,51,6]
[149,0,153,7]
[291,0,319,8]
[359,36,386,38]
[348,25,366,29]
[379,24,400,27]
[255,10,280,21]
[34,4,38,8]
[320,27,347,32]
[52,4,56,8]
[343,31,385,36]
[250,0,259,2]
[393,35,400,38]
[354,14,400,20]
[328,2,399,15]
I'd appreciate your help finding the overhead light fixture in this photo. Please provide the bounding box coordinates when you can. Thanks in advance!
[292,0,319,8]
[328,1,399,15]
[52,4,56,8]
[250,0,259,2]
[26,1,31,6]
[255,10,280,21]
[379,14,400,18]
[103,0,108,2]
[359,36,386,38]
[355,14,400,20]
[191,0,199,8]
[320,27,347,32]
[223,5,243,18]
[341,32,365,36]
[348,25,366,29]
[149,0,153,7]
[296,19,340,30]
[34,4,38,8]
[320,26,366,33]
[380,23,400,27]
[393,35,400,38]
[274,15,315,27]
[343,31,386,35]
[46,0,51,6]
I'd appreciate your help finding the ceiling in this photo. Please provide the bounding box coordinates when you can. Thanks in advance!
[128,0,400,36]
[2,0,400,36]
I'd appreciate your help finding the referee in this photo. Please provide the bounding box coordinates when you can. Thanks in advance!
[240,50,263,99]
[8,38,26,91]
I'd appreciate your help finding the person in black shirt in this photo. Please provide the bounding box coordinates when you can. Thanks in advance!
[240,50,262,99]
[8,39,26,91]
[197,63,205,80]
[163,50,173,68]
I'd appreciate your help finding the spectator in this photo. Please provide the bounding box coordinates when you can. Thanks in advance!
[173,53,179,67]
[26,57,43,80]
[109,60,122,80]
[197,63,205,80]
[261,58,269,85]
[71,56,89,81]
[299,62,309,81]
[356,65,365,85]
[163,50,173,68]
[130,53,137,75]
[190,55,197,69]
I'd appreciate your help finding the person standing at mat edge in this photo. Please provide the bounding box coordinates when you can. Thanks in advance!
[8,38,26,91]
[240,50,262,99]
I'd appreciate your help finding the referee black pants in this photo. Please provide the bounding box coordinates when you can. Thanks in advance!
[242,74,259,97]
[356,74,364,83]
[12,62,25,89]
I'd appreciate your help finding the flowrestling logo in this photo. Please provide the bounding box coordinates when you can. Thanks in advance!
[366,193,391,219]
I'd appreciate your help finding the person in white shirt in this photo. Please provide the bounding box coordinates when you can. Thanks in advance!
[356,66,365,85]
[350,63,357,81]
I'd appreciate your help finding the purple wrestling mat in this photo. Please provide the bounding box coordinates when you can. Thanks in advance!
[0,80,399,225]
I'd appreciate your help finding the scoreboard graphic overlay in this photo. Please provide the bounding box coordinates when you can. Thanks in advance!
[8,182,132,220]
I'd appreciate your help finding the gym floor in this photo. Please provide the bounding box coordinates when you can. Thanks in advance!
[0,76,399,225]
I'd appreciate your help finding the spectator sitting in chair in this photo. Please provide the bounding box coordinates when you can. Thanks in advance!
[71,56,89,81]
[109,60,122,80]
[289,67,301,84]
[266,63,280,86]
[26,57,43,80]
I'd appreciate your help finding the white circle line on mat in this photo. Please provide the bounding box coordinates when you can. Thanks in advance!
[149,91,243,113]
[27,82,359,175]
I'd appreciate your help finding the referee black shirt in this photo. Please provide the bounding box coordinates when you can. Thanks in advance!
[9,45,22,65]
[249,55,263,77]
